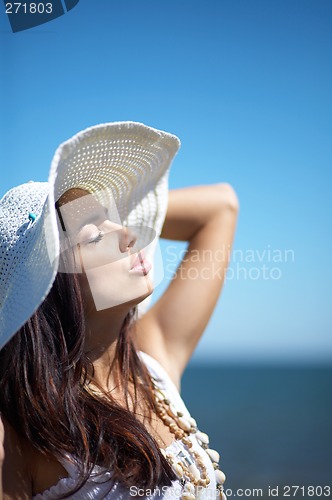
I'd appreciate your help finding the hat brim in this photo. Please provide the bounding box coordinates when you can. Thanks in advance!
[49,121,180,232]
[0,183,59,350]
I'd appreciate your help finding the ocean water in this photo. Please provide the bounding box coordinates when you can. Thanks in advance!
[181,364,332,499]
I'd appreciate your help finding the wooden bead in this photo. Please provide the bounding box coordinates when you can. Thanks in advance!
[181,494,195,500]
[182,440,193,449]
[187,472,194,482]
[167,403,178,418]
[183,483,195,494]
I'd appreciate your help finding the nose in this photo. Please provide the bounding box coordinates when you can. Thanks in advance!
[119,225,137,253]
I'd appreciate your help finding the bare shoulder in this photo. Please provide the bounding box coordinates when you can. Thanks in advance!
[2,417,32,498]
[2,417,68,498]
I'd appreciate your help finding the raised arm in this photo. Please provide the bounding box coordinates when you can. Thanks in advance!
[136,183,239,389]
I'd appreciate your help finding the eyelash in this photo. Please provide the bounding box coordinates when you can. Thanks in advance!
[89,231,103,244]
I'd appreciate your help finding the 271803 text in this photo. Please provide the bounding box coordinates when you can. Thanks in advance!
[5,3,53,14]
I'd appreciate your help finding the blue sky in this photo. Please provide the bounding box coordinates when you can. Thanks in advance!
[1,0,331,364]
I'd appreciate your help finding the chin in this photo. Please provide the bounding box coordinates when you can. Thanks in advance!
[96,285,154,313]
[82,266,155,310]
[126,286,154,308]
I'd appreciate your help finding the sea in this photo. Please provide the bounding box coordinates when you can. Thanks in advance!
[181,363,332,499]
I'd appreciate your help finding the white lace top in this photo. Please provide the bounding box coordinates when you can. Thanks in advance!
[32,351,219,499]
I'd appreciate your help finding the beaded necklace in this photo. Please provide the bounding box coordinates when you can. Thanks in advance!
[150,375,227,500]
[84,375,227,500]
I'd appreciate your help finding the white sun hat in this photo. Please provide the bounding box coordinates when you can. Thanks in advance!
[0,121,180,350]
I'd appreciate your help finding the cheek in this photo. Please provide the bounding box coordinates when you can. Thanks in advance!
[84,262,127,310]
[80,241,126,271]
[75,262,116,313]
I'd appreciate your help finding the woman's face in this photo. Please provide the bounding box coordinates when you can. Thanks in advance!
[57,188,154,311]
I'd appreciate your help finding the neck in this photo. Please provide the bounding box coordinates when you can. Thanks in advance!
[84,304,135,391]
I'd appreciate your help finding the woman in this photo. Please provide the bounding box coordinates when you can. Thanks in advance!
[0,122,239,499]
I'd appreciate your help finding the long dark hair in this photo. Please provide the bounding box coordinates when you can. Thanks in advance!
[0,269,176,497]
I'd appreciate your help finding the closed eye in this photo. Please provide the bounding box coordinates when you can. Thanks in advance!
[88,230,103,244]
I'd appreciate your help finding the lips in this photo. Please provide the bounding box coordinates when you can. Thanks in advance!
[130,251,144,270]
[129,251,152,275]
